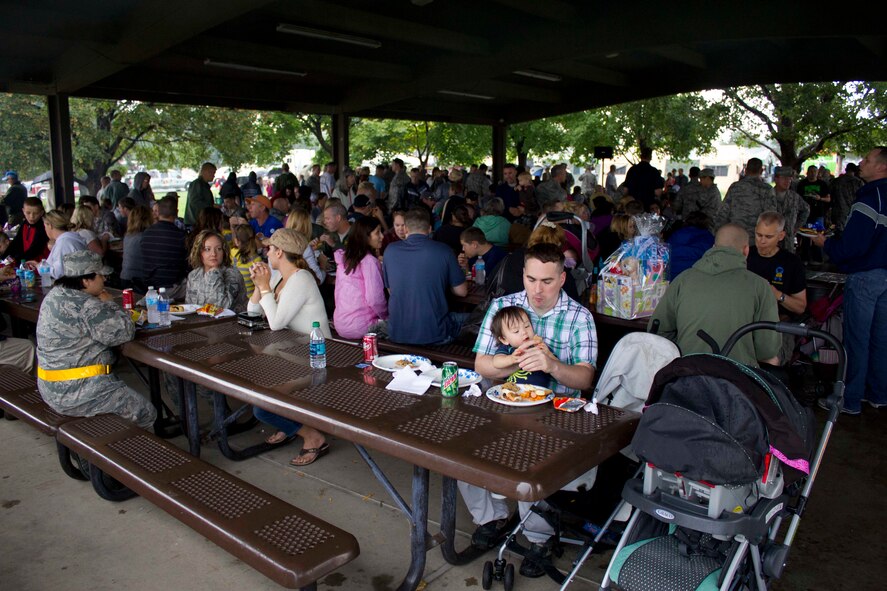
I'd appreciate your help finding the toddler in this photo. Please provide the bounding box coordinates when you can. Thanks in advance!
[490,306,553,387]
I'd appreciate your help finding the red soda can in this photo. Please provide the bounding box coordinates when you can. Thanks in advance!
[363,333,378,362]
[122,288,134,311]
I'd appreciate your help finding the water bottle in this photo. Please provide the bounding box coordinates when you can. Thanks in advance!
[39,259,52,288]
[17,261,30,294]
[145,286,160,325]
[157,287,171,327]
[474,255,486,285]
[309,321,327,369]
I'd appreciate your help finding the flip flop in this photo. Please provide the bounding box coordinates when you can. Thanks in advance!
[290,442,330,467]
[265,431,288,445]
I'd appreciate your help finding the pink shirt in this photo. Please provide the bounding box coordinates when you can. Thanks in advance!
[333,250,389,339]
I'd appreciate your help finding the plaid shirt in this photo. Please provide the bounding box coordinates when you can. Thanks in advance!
[474,290,597,395]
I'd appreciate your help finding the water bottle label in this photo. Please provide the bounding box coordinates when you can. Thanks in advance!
[315,342,326,356]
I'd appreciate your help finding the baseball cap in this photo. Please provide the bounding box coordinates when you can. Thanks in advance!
[262,228,308,255]
[699,168,716,178]
[353,194,371,208]
[774,166,794,177]
[62,250,113,277]
[246,195,273,210]
[3,170,18,181]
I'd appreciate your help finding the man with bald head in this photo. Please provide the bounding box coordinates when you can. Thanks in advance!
[650,223,780,366]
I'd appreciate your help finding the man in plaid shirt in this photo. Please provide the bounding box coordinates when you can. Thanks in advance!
[462,243,598,578]
[473,243,597,395]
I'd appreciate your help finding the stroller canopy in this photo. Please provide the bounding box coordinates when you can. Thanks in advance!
[632,355,814,485]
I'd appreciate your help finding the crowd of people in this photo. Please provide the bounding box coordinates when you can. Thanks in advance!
[2,144,885,579]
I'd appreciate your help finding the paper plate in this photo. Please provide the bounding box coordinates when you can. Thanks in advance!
[372,354,431,372]
[485,383,554,407]
[424,367,482,388]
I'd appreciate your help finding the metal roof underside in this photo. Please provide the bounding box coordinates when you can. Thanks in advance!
[3,0,885,124]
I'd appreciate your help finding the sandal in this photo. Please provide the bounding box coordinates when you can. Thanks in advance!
[290,442,330,467]
[265,431,288,445]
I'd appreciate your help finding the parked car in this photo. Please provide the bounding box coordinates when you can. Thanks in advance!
[28,180,81,207]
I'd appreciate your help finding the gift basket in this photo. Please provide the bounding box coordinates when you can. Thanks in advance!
[597,214,669,319]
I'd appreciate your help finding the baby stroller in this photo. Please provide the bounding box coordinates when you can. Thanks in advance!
[481,332,680,590]
[599,321,845,591]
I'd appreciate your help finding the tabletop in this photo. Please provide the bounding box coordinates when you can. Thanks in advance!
[122,327,638,502]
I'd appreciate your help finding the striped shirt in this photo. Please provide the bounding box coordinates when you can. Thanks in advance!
[230,247,262,297]
[474,290,598,395]
[141,221,189,288]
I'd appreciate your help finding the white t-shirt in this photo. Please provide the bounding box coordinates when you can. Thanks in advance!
[247,268,330,336]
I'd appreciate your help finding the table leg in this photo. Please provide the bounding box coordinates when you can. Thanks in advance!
[439,476,486,565]
[211,393,280,461]
[181,379,201,457]
[397,465,429,591]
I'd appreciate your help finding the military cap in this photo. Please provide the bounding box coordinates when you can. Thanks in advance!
[62,250,114,277]
[699,168,716,178]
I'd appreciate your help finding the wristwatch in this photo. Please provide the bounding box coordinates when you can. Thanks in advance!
[778,292,786,303]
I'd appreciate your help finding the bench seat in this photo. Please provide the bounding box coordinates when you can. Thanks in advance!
[57,415,360,590]
[0,365,76,435]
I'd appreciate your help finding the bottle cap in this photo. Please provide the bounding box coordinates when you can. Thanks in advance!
[312,321,320,327]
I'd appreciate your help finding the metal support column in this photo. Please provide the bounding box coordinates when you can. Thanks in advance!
[492,122,508,184]
[47,94,76,207]
[331,113,350,171]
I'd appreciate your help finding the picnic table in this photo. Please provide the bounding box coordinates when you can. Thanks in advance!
[121,325,639,591]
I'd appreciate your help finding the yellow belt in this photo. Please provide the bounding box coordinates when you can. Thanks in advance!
[38,364,112,382]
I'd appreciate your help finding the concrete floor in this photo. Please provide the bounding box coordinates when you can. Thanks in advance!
[1,378,885,590]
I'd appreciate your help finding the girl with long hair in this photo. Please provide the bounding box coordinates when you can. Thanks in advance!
[332,217,388,339]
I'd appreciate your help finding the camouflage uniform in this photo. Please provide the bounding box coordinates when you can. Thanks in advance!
[36,286,156,428]
[535,179,567,209]
[387,170,410,210]
[185,266,248,313]
[773,189,810,254]
[830,174,865,232]
[673,180,722,223]
[715,176,777,243]
[465,172,491,198]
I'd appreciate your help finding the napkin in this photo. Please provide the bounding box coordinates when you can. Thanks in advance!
[168,314,186,322]
[198,308,236,318]
[414,360,436,373]
[583,400,599,414]
[462,383,483,398]
[386,367,434,395]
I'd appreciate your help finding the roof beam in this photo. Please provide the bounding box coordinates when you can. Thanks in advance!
[273,0,490,55]
[648,45,707,69]
[53,0,277,93]
[547,61,628,86]
[488,0,580,24]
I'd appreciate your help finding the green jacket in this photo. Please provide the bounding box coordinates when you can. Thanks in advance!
[185,177,214,226]
[472,215,511,247]
[649,246,780,366]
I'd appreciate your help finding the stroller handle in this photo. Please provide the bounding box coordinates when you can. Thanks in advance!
[720,321,846,380]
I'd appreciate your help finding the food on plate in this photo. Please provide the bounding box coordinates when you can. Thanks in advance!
[197,303,224,316]
[169,304,185,313]
[395,358,419,369]
[498,383,552,402]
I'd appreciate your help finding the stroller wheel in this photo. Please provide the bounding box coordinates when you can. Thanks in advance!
[482,560,493,589]
[503,563,515,591]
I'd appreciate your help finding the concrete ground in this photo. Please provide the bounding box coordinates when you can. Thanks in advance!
[1,372,885,590]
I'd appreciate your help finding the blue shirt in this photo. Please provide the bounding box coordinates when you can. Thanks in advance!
[468,245,508,285]
[495,344,552,388]
[368,175,387,195]
[249,215,283,238]
[824,177,887,274]
[383,234,466,344]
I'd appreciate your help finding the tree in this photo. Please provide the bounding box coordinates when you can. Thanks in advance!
[0,93,50,179]
[565,94,726,164]
[350,118,490,169]
[507,119,568,169]
[722,82,887,171]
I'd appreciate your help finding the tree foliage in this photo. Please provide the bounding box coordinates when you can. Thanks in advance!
[0,93,50,178]
[507,119,568,168]
[722,82,887,170]
[350,118,490,169]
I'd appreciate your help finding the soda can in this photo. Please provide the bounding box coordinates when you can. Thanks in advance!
[122,288,134,311]
[363,333,378,362]
[440,361,459,398]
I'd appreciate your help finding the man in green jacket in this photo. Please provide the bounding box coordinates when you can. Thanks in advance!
[184,162,217,226]
[649,223,780,367]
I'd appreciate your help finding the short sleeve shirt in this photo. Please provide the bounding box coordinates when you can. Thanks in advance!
[382,234,466,344]
[494,344,552,388]
[474,290,597,396]
[747,247,806,317]
[249,215,283,238]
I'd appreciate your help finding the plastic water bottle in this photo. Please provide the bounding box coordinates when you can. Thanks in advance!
[38,259,52,288]
[145,286,160,325]
[309,321,327,369]
[474,255,486,285]
[157,287,171,327]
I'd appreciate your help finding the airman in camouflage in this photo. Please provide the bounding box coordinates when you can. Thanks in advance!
[829,164,865,233]
[714,159,777,244]
[36,251,156,428]
[772,167,810,254]
[674,168,722,228]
